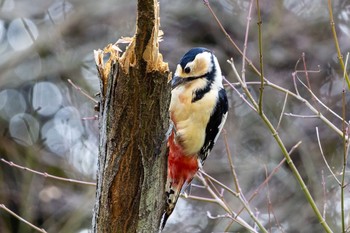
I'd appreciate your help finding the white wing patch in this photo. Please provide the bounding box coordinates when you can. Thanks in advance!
[214,112,228,143]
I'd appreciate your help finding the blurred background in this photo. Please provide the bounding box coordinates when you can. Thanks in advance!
[0,0,350,232]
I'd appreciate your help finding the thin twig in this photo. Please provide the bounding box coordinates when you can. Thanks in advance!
[301,53,319,111]
[222,129,240,192]
[264,165,272,232]
[205,175,232,209]
[196,171,231,214]
[264,165,284,232]
[292,71,301,97]
[180,193,218,204]
[241,0,254,84]
[198,169,269,233]
[228,59,259,110]
[195,171,258,233]
[0,204,47,233]
[82,115,98,121]
[21,18,36,43]
[46,9,56,25]
[228,58,333,233]
[228,79,344,137]
[230,142,300,233]
[244,141,301,211]
[292,58,302,95]
[198,170,238,197]
[1,158,96,186]
[207,211,232,220]
[222,129,268,232]
[321,170,327,219]
[284,113,320,118]
[344,53,349,82]
[203,0,261,77]
[315,127,341,185]
[340,72,349,233]
[208,211,257,233]
[327,0,350,89]
[256,0,264,114]
[296,76,345,124]
[276,92,288,131]
[225,158,291,233]
[205,1,335,230]
[67,79,99,104]
[302,53,312,92]
[223,76,257,111]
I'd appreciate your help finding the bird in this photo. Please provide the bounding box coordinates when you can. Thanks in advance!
[161,47,228,229]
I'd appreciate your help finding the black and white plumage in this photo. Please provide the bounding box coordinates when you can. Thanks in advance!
[199,87,228,162]
[169,47,228,164]
[162,47,228,230]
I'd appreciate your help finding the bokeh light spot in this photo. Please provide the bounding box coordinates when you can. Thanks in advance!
[46,1,74,23]
[9,113,39,146]
[54,106,83,141]
[32,82,62,116]
[7,18,38,51]
[0,89,27,120]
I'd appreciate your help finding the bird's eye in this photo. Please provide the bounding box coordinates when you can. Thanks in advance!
[184,67,191,74]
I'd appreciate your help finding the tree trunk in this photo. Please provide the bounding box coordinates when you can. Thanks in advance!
[92,0,170,232]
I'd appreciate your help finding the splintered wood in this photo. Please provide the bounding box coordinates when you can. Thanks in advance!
[94,1,169,97]
[94,44,121,96]
[141,2,168,73]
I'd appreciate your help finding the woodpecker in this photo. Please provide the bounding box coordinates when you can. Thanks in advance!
[161,47,228,229]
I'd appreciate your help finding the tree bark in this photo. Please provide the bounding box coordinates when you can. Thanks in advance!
[92,0,170,232]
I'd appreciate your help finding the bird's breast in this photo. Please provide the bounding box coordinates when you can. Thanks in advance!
[169,81,219,155]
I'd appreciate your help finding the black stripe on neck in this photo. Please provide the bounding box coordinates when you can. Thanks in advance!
[192,81,211,102]
[185,72,209,82]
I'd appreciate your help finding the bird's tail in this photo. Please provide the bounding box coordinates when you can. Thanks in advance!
[160,130,184,230]
[160,179,183,230]
[160,130,198,231]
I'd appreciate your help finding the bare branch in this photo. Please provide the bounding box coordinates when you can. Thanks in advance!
[20,18,36,43]
[241,0,254,84]
[276,92,288,131]
[223,76,257,112]
[327,0,350,89]
[321,170,327,219]
[222,129,240,193]
[198,170,268,233]
[245,141,301,207]
[315,127,341,185]
[181,194,217,204]
[296,77,345,124]
[284,113,320,118]
[227,78,344,137]
[1,158,96,186]
[0,204,47,233]
[256,0,264,114]
[195,170,258,233]
[301,53,312,92]
[68,79,99,104]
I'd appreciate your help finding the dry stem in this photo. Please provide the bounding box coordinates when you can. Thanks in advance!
[0,204,47,233]
[1,158,96,186]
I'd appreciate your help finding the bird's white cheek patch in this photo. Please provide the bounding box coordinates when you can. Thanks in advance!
[193,53,211,75]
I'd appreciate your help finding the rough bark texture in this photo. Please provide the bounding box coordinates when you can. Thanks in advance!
[92,0,170,232]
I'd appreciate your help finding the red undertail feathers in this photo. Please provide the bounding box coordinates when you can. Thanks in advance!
[161,131,198,229]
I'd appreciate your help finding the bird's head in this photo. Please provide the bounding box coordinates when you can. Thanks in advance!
[171,47,222,89]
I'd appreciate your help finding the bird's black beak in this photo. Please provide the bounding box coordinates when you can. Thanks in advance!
[171,76,184,89]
